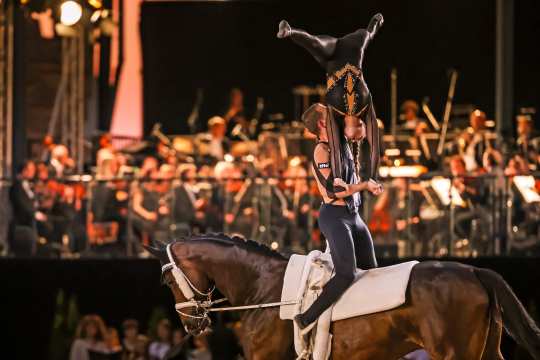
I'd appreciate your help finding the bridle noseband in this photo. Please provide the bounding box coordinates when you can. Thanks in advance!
[161,244,216,334]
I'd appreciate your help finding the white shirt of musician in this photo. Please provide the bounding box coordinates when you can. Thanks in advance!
[209,138,224,159]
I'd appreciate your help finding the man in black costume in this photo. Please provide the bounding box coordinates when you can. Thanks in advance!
[277,14,385,332]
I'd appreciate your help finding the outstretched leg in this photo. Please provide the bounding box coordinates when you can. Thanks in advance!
[277,20,336,67]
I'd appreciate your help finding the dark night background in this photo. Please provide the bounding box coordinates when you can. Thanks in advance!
[140,0,539,135]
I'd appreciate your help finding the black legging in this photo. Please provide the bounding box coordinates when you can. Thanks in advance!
[301,203,377,325]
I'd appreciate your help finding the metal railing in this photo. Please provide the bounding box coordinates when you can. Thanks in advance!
[3,172,539,258]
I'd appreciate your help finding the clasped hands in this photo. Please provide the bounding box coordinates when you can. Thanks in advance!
[333,178,383,196]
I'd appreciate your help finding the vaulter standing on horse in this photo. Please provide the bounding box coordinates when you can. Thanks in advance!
[277,13,385,331]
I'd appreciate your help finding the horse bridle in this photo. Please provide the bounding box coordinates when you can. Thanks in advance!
[161,244,218,334]
[161,243,298,334]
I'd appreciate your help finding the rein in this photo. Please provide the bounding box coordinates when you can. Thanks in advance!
[162,244,298,321]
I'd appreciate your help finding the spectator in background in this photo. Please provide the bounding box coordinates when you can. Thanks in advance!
[70,315,109,360]
[122,319,140,360]
[107,327,123,354]
[187,333,211,360]
[134,335,151,360]
[148,319,172,360]
[163,329,189,360]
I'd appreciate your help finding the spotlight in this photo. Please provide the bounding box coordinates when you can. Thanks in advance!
[90,9,101,23]
[87,0,102,8]
[60,1,82,26]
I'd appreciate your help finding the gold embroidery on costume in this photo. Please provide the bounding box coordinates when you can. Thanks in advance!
[326,63,363,116]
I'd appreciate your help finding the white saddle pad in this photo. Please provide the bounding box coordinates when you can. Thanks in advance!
[280,252,418,322]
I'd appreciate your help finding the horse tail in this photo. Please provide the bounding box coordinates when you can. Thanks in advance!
[475,267,540,360]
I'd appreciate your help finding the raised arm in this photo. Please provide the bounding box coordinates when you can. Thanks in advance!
[277,20,337,68]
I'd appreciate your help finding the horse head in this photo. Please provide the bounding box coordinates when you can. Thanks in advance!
[145,241,214,335]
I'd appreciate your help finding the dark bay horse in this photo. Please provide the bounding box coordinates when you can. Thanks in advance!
[147,234,540,360]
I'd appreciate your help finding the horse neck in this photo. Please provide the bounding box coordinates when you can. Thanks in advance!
[199,245,288,306]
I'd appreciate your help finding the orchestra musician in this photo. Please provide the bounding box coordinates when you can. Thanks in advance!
[224,88,252,140]
[172,163,206,235]
[49,144,75,178]
[9,161,40,256]
[515,114,540,170]
[227,160,292,246]
[449,156,489,251]
[195,116,231,164]
[397,100,432,166]
[397,100,428,135]
[460,109,495,171]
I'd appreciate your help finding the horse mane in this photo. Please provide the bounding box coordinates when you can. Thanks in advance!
[175,233,289,261]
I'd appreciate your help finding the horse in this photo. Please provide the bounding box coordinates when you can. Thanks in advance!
[146,233,540,360]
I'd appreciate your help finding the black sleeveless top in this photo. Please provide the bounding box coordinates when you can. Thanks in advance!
[313,141,360,213]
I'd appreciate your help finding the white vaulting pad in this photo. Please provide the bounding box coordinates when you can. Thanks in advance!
[280,252,418,322]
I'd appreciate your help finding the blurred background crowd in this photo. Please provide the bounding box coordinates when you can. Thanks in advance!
[6,90,540,259]
[63,313,242,360]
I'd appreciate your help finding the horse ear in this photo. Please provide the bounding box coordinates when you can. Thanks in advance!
[144,245,164,259]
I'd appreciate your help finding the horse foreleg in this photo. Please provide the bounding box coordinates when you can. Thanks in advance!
[241,310,296,360]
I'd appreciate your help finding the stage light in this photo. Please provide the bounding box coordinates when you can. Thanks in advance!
[90,9,101,23]
[60,1,83,26]
[88,0,102,8]
[289,156,301,167]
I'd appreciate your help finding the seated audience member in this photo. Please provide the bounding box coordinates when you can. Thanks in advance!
[188,333,211,360]
[121,319,140,359]
[49,144,75,178]
[133,335,150,360]
[70,315,109,360]
[9,160,42,256]
[149,319,172,360]
[107,327,123,355]
[163,329,189,360]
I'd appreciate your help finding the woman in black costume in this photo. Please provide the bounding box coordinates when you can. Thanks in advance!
[277,14,384,332]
